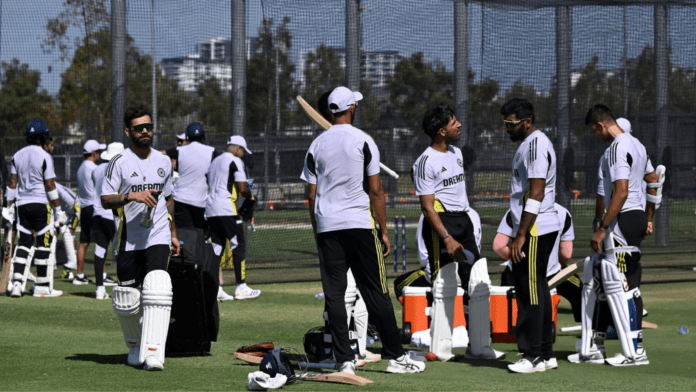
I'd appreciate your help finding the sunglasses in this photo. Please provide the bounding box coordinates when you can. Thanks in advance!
[131,123,154,133]
[503,118,528,129]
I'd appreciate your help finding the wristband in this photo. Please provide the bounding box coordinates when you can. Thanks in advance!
[442,231,450,240]
[124,193,131,202]
[47,189,59,201]
[523,199,541,215]
[6,187,17,202]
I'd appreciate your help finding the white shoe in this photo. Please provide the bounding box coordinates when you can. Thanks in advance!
[72,275,92,285]
[96,290,110,300]
[127,347,142,366]
[338,360,356,375]
[103,275,118,286]
[507,357,546,373]
[545,357,558,370]
[235,285,261,300]
[217,286,235,301]
[32,285,63,298]
[385,355,426,374]
[143,356,164,371]
[64,261,77,270]
[248,371,287,391]
[10,281,22,298]
[605,350,649,367]
[568,344,605,364]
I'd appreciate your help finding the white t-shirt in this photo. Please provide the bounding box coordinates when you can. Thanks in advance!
[300,124,381,233]
[205,152,247,218]
[11,145,56,206]
[499,203,574,276]
[172,142,216,208]
[77,160,97,208]
[413,145,470,213]
[598,132,654,212]
[92,163,113,220]
[55,182,77,215]
[509,130,559,236]
[102,148,173,251]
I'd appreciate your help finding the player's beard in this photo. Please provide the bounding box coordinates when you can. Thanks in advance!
[508,126,526,142]
[130,132,152,148]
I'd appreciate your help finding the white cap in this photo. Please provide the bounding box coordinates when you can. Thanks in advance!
[176,133,187,141]
[328,86,363,113]
[616,117,631,133]
[84,139,107,154]
[227,135,252,154]
[101,142,125,161]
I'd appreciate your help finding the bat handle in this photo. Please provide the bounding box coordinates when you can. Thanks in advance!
[379,163,399,179]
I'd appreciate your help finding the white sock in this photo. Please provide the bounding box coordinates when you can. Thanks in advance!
[103,272,107,279]
[77,273,85,279]
[96,286,105,293]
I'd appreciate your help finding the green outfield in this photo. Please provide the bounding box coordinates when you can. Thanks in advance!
[1,278,695,391]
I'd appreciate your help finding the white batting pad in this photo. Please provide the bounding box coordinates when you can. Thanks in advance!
[466,258,498,359]
[61,228,78,263]
[112,286,143,351]
[430,262,457,361]
[601,259,638,360]
[353,293,368,358]
[580,255,599,357]
[139,270,173,365]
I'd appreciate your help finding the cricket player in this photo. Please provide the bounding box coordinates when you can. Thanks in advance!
[413,103,501,362]
[301,86,425,375]
[501,98,559,373]
[572,104,659,367]
[5,119,66,298]
[91,142,124,299]
[206,135,260,300]
[495,203,581,326]
[75,139,106,285]
[101,105,179,370]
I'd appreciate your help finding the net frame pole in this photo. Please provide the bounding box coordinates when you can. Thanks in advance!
[555,5,572,207]
[346,0,361,127]
[232,0,247,137]
[151,0,158,147]
[454,0,468,144]
[654,4,669,246]
[111,0,126,144]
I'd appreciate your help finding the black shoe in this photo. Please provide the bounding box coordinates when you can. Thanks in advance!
[103,276,118,286]
[72,275,93,285]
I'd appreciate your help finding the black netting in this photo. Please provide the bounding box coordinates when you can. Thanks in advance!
[1,1,694,284]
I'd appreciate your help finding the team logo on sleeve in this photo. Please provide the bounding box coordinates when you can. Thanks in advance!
[157,168,165,177]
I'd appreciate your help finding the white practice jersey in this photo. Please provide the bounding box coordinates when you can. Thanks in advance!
[55,182,77,215]
[509,130,559,236]
[205,152,247,218]
[102,148,173,251]
[172,142,216,208]
[11,145,56,206]
[92,163,113,220]
[413,145,470,213]
[300,124,381,233]
[499,203,574,276]
[77,160,97,207]
[598,132,654,212]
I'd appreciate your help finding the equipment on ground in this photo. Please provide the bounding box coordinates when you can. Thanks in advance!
[465,258,504,359]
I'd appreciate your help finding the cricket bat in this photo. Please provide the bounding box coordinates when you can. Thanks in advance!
[296,95,399,179]
[548,261,578,289]
[234,352,373,386]
[0,229,15,293]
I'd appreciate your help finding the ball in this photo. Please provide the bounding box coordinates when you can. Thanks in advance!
[426,352,437,362]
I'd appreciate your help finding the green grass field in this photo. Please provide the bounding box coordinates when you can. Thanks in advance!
[1,278,695,391]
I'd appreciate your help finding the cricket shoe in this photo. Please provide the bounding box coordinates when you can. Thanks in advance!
[61,270,75,280]
[103,275,118,286]
[127,347,142,366]
[10,281,23,298]
[32,285,63,298]
[143,356,164,371]
[385,355,426,373]
[217,286,235,301]
[568,347,606,365]
[72,275,93,285]
[338,360,356,375]
[96,290,110,300]
[605,350,649,367]
[235,285,261,300]
[545,357,558,370]
[508,357,546,373]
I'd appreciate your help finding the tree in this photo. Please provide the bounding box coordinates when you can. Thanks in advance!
[246,17,298,134]
[0,59,57,137]
[296,44,345,128]
[42,0,110,63]
[197,76,231,134]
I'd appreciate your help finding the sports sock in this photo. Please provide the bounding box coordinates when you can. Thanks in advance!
[77,273,85,279]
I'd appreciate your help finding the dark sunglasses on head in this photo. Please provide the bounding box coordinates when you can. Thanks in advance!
[131,123,154,133]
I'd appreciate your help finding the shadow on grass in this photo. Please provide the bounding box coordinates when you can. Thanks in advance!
[66,353,126,365]
[450,355,511,370]
[70,292,96,298]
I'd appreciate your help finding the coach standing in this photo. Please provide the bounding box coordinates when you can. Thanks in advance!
[501,98,559,373]
[301,86,425,375]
